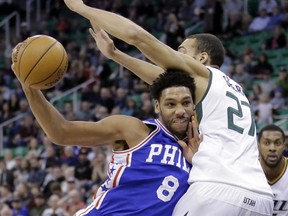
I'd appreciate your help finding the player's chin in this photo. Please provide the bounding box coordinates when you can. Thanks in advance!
[172,125,188,136]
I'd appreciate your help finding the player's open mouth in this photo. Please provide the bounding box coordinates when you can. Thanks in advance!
[267,155,278,161]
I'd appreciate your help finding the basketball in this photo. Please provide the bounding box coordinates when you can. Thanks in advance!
[12,35,68,90]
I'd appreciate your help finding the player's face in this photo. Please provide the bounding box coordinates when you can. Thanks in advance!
[259,131,286,168]
[155,87,194,139]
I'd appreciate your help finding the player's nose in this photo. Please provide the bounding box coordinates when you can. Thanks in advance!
[269,144,277,151]
[175,105,185,116]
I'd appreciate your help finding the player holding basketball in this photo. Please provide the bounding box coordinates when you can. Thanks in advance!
[258,125,288,216]
[63,0,274,215]
[10,51,200,216]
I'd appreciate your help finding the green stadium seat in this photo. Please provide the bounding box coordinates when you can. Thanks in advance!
[13,146,28,157]
[247,0,260,17]
[279,108,288,115]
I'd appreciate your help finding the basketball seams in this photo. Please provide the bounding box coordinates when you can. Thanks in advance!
[16,34,68,90]
[29,44,67,87]
[23,40,58,83]
[17,36,41,79]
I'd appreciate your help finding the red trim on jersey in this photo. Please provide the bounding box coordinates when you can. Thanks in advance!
[125,153,130,166]
[113,166,124,187]
[77,202,95,216]
[95,193,106,209]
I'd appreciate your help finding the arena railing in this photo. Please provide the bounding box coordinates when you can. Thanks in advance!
[0,78,96,154]
[0,11,20,54]
[0,0,49,69]
[25,0,42,29]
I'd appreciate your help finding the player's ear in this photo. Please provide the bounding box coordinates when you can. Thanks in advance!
[199,52,209,64]
[154,100,160,114]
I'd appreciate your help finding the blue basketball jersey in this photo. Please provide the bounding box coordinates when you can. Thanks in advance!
[75,119,191,216]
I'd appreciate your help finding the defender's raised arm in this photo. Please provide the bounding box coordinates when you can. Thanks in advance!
[63,0,208,78]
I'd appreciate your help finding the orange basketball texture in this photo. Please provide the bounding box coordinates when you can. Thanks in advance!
[13,35,68,89]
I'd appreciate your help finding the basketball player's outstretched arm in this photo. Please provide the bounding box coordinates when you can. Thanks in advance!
[63,0,209,81]
[89,24,163,85]
[11,49,149,147]
[14,84,148,147]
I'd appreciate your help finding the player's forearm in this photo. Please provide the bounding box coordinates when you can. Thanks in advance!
[66,1,198,76]
[72,3,142,45]
[112,49,163,85]
[22,86,66,144]
[67,1,181,70]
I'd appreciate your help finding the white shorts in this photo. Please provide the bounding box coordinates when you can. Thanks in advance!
[172,182,273,216]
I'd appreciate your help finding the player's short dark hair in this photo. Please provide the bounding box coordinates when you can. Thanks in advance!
[258,124,286,142]
[150,69,196,102]
[187,33,225,67]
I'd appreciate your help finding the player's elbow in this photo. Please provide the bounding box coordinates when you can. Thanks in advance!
[126,26,147,46]
[47,135,64,146]
[46,121,70,145]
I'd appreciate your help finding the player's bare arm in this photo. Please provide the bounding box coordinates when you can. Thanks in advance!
[11,48,150,147]
[14,83,149,147]
[89,25,163,85]
[88,24,208,104]
[63,0,209,78]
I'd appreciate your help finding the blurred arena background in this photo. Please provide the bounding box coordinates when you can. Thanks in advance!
[0,0,287,215]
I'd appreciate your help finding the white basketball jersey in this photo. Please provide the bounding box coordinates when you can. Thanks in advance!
[190,66,273,197]
[270,158,288,216]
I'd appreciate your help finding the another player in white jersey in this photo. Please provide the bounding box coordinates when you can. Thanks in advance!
[62,1,273,215]
[258,124,288,216]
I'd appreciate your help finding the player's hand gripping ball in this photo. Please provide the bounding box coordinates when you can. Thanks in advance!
[12,35,68,90]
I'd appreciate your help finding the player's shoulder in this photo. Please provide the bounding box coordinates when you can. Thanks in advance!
[206,66,222,72]
[205,66,226,80]
[106,115,151,147]
[105,115,148,131]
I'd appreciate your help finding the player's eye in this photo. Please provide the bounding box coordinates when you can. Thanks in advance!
[275,141,283,146]
[167,103,175,107]
[183,101,192,106]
